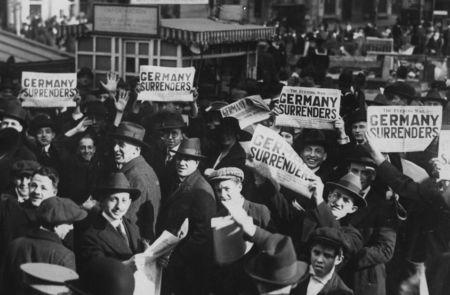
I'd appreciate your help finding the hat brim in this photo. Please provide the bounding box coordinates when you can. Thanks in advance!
[0,111,27,128]
[93,187,141,201]
[245,259,307,286]
[309,236,347,253]
[421,97,448,106]
[346,157,377,169]
[109,133,150,149]
[325,182,367,208]
[154,123,186,130]
[172,150,207,160]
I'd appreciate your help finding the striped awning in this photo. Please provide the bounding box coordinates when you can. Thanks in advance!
[160,18,276,46]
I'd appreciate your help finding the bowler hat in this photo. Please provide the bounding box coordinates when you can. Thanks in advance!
[29,114,55,135]
[206,167,244,182]
[309,227,351,253]
[37,197,88,228]
[295,129,328,152]
[245,234,308,286]
[422,89,448,106]
[109,121,149,148]
[216,117,252,142]
[326,172,367,208]
[348,109,367,126]
[172,137,206,159]
[368,93,389,106]
[0,101,27,127]
[153,110,186,130]
[93,172,140,201]
[11,160,41,178]
[384,82,417,101]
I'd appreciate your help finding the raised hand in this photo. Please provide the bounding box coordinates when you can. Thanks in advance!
[114,89,130,113]
[100,72,120,93]
[222,200,256,237]
[362,131,385,165]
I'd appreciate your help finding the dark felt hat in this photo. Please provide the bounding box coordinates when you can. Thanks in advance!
[37,197,88,227]
[368,93,389,106]
[346,146,376,168]
[422,89,448,106]
[153,110,186,130]
[326,172,366,208]
[0,128,20,162]
[109,121,148,148]
[93,172,140,201]
[384,82,417,101]
[245,234,308,286]
[216,117,252,142]
[66,257,134,295]
[29,114,55,135]
[295,129,328,151]
[11,160,41,177]
[0,101,27,127]
[309,227,351,253]
[348,109,367,125]
[172,137,206,159]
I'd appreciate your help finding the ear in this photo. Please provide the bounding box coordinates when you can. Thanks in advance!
[323,152,328,161]
[350,205,358,214]
[334,253,344,266]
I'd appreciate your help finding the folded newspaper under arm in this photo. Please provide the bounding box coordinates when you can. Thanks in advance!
[143,218,189,260]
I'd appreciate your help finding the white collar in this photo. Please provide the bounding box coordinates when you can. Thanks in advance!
[361,186,371,198]
[168,144,180,155]
[102,211,122,228]
[311,166,320,173]
[42,144,51,153]
[309,265,334,284]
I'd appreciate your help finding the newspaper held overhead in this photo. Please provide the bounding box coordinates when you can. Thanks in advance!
[137,66,195,102]
[134,218,189,295]
[246,125,316,197]
[275,86,341,129]
[220,95,271,128]
[438,129,450,180]
[21,72,77,108]
[367,106,442,153]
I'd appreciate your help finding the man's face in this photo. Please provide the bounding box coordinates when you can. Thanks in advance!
[280,132,293,146]
[13,175,31,199]
[1,118,23,132]
[310,244,341,278]
[29,174,57,207]
[349,162,376,190]
[35,127,55,147]
[326,188,358,220]
[175,155,199,178]
[103,192,132,221]
[351,121,367,143]
[300,145,327,169]
[219,130,237,148]
[424,101,442,107]
[214,179,242,202]
[160,128,183,150]
[78,137,96,162]
[113,140,140,165]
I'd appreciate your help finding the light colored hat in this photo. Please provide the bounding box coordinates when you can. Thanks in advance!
[206,167,244,182]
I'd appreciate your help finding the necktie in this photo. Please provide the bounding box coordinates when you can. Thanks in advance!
[116,222,130,248]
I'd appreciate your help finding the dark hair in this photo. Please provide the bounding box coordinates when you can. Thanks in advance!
[78,133,96,145]
[396,66,408,79]
[33,166,59,188]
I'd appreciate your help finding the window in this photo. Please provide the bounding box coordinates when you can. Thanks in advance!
[324,0,336,15]
[378,0,387,14]
[29,4,42,18]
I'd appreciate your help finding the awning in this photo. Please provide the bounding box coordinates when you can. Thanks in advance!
[160,18,275,47]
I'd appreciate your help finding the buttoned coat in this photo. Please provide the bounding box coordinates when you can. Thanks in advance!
[120,155,161,241]
[77,213,144,269]
[156,169,216,295]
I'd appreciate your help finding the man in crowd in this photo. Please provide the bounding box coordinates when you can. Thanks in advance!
[0,197,87,295]
[111,121,161,242]
[156,138,216,295]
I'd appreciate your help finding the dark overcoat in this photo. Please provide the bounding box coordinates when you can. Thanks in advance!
[293,271,354,295]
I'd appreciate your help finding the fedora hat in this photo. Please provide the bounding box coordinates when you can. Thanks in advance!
[0,101,27,127]
[93,172,140,201]
[29,114,55,135]
[326,172,367,208]
[153,110,186,130]
[422,89,448,106]
[109,121,149,148]
[245,234,308,286]
[216,117,252,142]
[172,137,206,159]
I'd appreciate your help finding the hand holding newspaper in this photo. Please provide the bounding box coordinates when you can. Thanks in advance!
[134,218,189,295]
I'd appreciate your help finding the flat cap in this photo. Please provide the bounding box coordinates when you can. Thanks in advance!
[309,227,350,253]
[11,160,41,177]
[206,167,244,182]
[37,197,87,227]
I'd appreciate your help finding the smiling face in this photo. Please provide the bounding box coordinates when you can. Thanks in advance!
[310,244,342,278]
[29,174,57,207]
[113,140,140,165]
[326,188,358,220]
[351,121,367,143]
[160,128,183,150]
[103,192,132,221]
[13,175,31,200]
[175,155,199,178]
[78,137,96,162]
[213,179,242,202]
[35,127,55,147]
[300,145,327,169]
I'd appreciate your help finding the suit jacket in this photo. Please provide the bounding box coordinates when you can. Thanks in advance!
[342,187,397,295]
[120,155,161,241]
[209,141,246,171]
[156,169,216,295]
[293,272,353,295]
[78,212,144,269]
[0,229,75,295]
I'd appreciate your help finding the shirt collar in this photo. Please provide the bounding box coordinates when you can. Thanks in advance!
[102,211,122,228]
[361,186,371,198]
[309,265,334,285]
[311,166,320,173]
[42,144,51,153]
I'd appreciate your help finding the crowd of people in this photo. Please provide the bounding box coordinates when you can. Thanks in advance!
[0,55,449,295]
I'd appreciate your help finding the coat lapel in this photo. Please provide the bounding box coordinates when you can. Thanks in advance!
[160,170,200,211]
[97,216,133,256]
